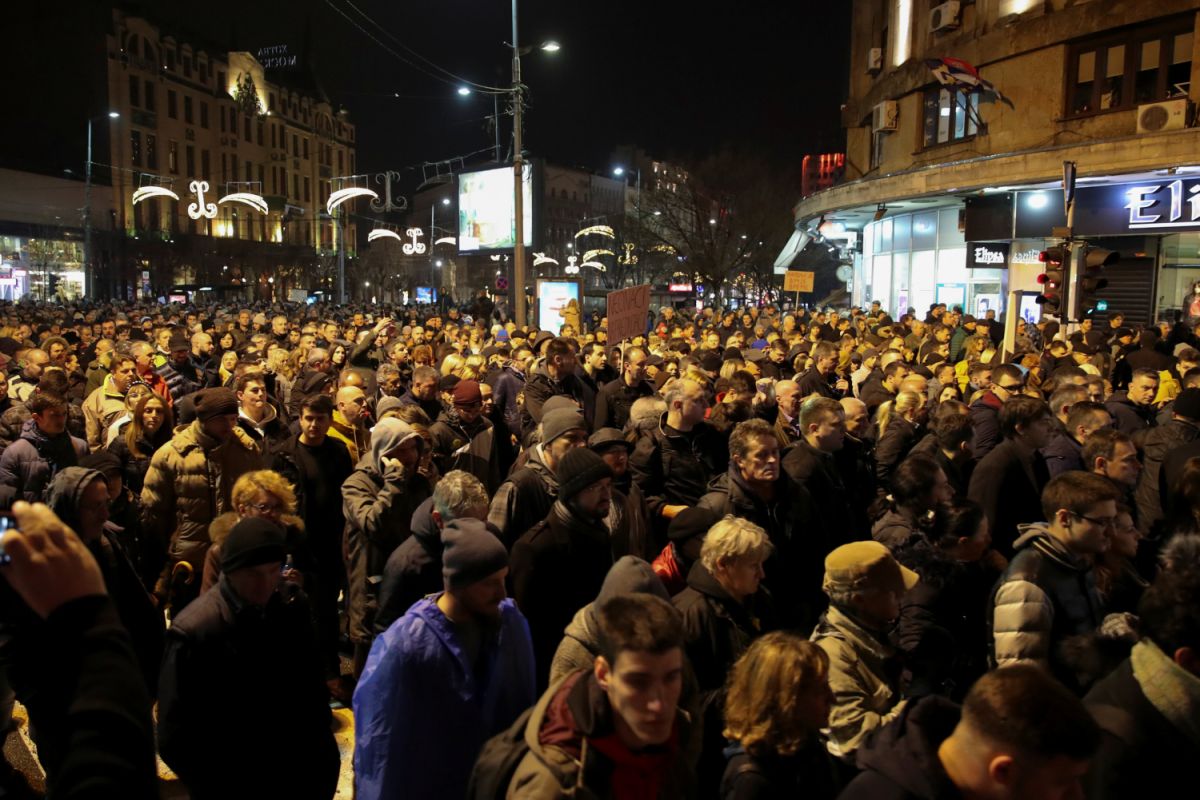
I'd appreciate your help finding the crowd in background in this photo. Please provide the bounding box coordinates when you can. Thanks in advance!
[1,291,1199,799]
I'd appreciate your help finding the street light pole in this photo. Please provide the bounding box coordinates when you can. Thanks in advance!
[84,118,94,300]
[511,0,527,328]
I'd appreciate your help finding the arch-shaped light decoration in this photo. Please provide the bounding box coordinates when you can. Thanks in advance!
[434,236,456,246]
[327,187,379,216]
[367,228,404,243]
[575,225,615,239]
[581,260,607,272]
[218,192,269,214]
[581,248,614,263]
[132,185,180,206]
[533,252,559,266]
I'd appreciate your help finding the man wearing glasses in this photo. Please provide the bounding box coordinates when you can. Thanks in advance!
[969,362,1027,459]
[989,471,1121,692]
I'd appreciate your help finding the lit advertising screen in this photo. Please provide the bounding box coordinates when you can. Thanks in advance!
[536,279,579,333]
[415,286,436,305]
[457,164,534,253]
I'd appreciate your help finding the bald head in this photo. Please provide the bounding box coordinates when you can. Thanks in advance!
[338,369,366,389]
[336,385,367,424]
[775,379,801,419]
[839,397,870,438]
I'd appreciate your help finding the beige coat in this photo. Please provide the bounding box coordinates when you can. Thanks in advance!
[140,421,265,567]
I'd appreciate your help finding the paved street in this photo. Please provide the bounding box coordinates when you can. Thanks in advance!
[4,701,356,798]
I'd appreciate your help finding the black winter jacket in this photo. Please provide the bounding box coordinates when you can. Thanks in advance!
[630,414,728,523]
[838,695,963,800]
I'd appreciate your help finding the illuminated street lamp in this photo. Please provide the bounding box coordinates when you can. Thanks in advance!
[84,111,120,298]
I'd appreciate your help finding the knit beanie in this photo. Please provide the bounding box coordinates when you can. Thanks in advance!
[220,518,287,573]
[1174,387,1200,421]
[556,447,614,501]
[168,333,191,352]
[452,380,483,407]
[441,518,509,590]
[194,388,238,421]
[541,408,586,446]
[376,395,404,419]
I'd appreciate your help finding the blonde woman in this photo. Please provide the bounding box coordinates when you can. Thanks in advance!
[103,380,155,448]
[721,632,839,799]
[440,352,465,378]
[874,389,925,489]
[674,514,777,791]
[201,469,307,593]
[460,353,487,382]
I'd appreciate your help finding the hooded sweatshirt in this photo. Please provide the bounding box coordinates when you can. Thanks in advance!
[549,556,668,684]
[840,695,964,800]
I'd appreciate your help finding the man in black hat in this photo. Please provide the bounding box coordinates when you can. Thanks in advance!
[510,446,616,689]
[488,408,588,546]
[158,517,339,798]
[589,427,652,559]
[155,333,206,403]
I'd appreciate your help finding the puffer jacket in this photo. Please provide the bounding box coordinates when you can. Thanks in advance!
[139,421,265,568]
[1135,417,1200,535]
[0,400,87,455]
[988,522,1103,690]
[156,358,207,403]
[342,419,432,643]
[0,418,89,506]
[811,605,907,763]
[82,375,128,451]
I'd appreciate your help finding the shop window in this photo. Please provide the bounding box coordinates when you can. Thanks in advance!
[912,211,937,249]
[130,131,141,167]
[167,90,177,119]
[168,140,178,174]
[892,213,911,252]
[938,207,964,248]
[922,87,978,147]
[1066,18,1193,117]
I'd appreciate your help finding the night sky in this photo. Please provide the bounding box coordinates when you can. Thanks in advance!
[2,1,851,193]
[139,0,852,187]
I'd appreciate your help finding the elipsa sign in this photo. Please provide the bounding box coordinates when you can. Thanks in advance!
[1015,178,1200,238]
[967,241,1009,269]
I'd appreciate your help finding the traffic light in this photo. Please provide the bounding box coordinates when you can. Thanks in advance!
[1036,246,1068,315]
[1072,245,1117,319]
[47,273,61,297]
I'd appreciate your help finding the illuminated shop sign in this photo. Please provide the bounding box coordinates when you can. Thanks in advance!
[967,242,1009,269]
[1016,178,1200,237]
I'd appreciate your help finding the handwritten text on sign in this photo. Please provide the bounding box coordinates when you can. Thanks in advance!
[784,270,814,293]
[607,284,651,343]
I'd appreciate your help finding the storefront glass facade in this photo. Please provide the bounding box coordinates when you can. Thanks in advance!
[0,235,86,301]
[1159,233,1200,321]
[860,207,1007,318]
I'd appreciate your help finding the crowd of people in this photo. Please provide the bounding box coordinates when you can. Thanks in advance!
[1,295,1199,799]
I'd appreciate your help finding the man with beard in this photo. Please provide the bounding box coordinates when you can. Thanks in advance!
[510,447,616,689]
[353,520,534,800]
[429,379,502,494]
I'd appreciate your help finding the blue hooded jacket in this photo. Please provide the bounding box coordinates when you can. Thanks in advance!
[352,593,536,800]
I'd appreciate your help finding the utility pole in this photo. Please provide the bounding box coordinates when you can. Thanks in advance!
[83,119,93,299]
[511,0,527,328]
[337,207,346,304]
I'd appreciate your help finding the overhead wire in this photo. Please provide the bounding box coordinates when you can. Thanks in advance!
[324,0,510,95]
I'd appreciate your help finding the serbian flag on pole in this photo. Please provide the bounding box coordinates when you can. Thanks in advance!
[926,57,1014,107]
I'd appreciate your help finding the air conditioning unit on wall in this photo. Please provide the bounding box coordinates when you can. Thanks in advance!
[930,1,962,33]
[872,101,899,133]
[1137,98,1190,133]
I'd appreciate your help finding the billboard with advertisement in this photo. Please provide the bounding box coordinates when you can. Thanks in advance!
[536,279,580,334]
[457,163,536,253]
[415,286,437,305]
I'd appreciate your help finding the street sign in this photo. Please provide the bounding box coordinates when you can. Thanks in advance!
[1095,299,1109,312]
[606,284,651,343]
[784,270,814,293]
[495,275,509,291]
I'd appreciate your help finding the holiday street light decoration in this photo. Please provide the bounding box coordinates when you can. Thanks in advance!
[369,170,408,213]
[131,185,180,205]
[619,242,639,265]
[218,181,269,215]
[581,248,614,263]
[565,255,580,275]
[581,261,606,272]
[367,225,404,243]
[533,252,559,266]
[576,225,615,239]
[326,175,379,216]
[187,180,217,220]
[402,227,427,255]
[434,236,457,246]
